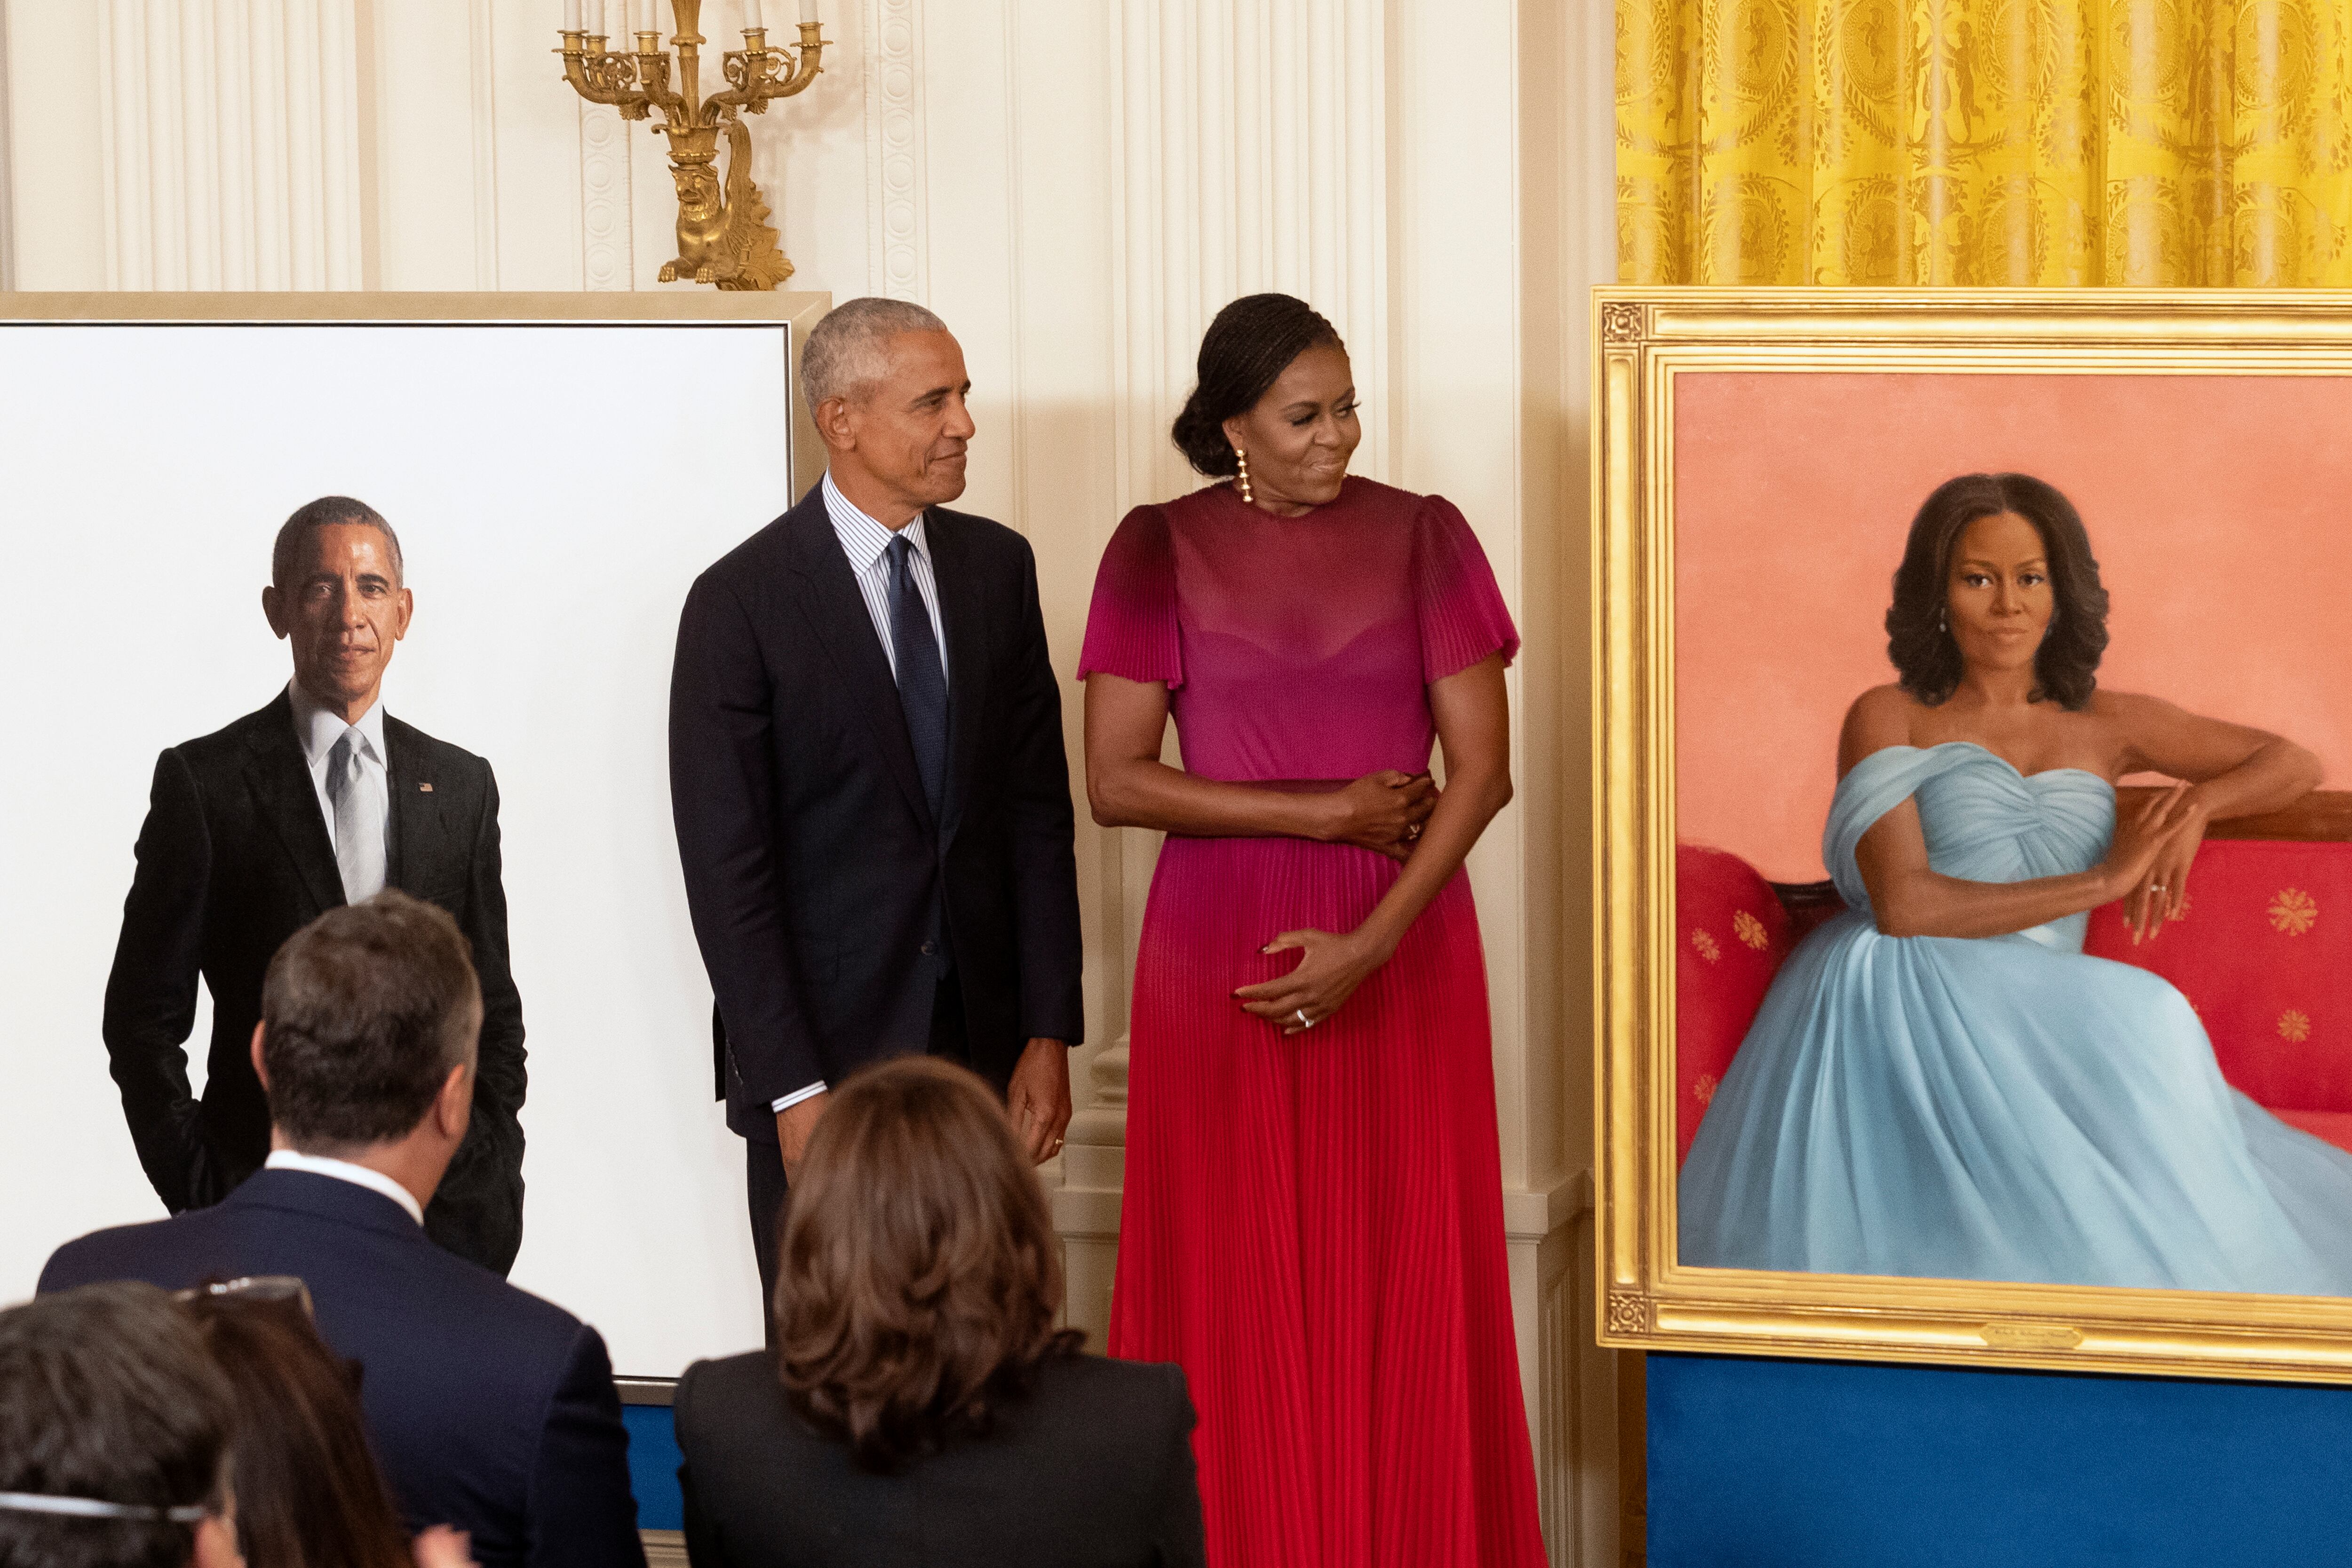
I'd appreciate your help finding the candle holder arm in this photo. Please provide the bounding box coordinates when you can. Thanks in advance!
[714,24,824,115]
[560,39,658,118]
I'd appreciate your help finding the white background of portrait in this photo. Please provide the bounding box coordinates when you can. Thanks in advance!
[0,319,796,1375]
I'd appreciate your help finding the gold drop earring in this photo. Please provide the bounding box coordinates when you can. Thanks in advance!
[1233,447,1254,505]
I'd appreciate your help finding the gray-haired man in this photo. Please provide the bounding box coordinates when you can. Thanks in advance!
[668,298,1084,1321]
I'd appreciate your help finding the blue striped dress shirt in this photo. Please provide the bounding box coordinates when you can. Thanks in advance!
[772,473,951,1114]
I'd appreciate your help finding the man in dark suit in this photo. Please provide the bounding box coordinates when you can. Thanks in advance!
[103,494,526,1274]
[670,296,1084,1310]
[45,892,644,1568]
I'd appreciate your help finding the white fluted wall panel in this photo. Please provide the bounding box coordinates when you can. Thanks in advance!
[0,2,14,290]
[98,0,364,290]
[1112,0,1388,510]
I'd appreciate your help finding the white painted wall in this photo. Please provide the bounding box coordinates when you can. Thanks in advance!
[0,3,1626,1558]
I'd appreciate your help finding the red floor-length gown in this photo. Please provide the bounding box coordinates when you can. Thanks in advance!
[1080,476,1547,1568]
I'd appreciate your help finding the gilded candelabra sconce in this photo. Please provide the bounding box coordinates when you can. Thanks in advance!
[558,0,825,290]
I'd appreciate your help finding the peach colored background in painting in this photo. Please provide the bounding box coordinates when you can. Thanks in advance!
[1675,373,2352,882]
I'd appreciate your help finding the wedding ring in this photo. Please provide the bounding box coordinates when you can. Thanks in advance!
[1406,822,1422,840]
[1294,1008,1311,1027]
[2150,883,2168,894]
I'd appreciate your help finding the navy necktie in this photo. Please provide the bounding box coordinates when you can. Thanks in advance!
[887,533,949,820]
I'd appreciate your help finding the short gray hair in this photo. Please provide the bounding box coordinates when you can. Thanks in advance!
[800,297,950,412]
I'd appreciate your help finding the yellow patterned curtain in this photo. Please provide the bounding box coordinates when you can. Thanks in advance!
[1618,0,2352,285]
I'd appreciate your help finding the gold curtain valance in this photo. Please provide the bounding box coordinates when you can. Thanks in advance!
[1618,0,2352,285]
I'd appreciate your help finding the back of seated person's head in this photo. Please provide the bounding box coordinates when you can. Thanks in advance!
[775,1056,1082,1472]
[0,1283,239,1568]
[261,889,480,1156]
[179,1286,412,1568]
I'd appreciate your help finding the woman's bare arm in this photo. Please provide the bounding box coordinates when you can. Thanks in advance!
[2107,692,2321,936]
[1853,797,2169,939]
[2109,692,2321,820]
[1083,672,1433,853]
[1233,654,1512,1030]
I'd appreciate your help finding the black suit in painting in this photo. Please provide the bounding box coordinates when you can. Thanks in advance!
[668,486,1083,1286]
[102,691,528,1274]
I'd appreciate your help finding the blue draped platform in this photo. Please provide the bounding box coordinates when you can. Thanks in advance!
[1648,1353,2352,1566]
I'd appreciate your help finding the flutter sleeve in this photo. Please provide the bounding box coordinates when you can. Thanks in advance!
[1413,494,1520,683]
[1076,504,1184,688]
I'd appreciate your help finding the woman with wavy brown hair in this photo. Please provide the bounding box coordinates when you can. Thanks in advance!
[675,1056,1205,1568]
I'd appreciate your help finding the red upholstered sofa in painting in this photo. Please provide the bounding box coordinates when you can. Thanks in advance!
[1675,791,2352,1164]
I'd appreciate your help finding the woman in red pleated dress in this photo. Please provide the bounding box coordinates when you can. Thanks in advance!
[1079,293,1545,1568]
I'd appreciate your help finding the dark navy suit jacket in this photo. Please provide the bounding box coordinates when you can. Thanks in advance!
[668,488,1085,1138]
[39,1169,644,1568]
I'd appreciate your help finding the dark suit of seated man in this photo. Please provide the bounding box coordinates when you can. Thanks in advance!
[43,891,644,1568]
[104,494,526,1274]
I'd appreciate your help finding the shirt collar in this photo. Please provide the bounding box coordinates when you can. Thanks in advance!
[287,678,388,771]
[821,471,929,574]
[263,1149,425,1225]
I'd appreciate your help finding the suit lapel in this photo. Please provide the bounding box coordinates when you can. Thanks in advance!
[926,510,989,837]
[786,497,936,831]
[243,692,346,915]
[382,717,442,892]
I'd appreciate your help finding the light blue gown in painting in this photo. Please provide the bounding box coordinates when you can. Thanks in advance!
[1679,741,2352,1295]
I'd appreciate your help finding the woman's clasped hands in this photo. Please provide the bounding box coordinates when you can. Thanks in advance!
[2103,781,2210,945]
[1320,769,1436,861]
[1233,769,1434,1034]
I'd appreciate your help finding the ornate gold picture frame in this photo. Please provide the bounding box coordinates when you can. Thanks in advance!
[1593,287,2352,1382]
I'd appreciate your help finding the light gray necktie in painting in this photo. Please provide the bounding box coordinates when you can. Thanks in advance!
[327,728,387,904]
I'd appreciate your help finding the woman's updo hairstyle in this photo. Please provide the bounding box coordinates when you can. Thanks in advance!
[1170,293,1343,477]
[1886,471,2111,711]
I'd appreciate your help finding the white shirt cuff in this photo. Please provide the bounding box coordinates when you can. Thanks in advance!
[770,1081,828,1113]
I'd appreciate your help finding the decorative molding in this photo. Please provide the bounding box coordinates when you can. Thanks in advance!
[97,0,364,290]
[865,0,924,300]
[0,0,16,290]
[580,103,634,290]
[468,0,500,288]
[1055,1037,1131,1348]
[1110,0,1390,511]
[1538,1246,1576,1562]
[1600,300,1648,345]
[1605,1290,1652,1337]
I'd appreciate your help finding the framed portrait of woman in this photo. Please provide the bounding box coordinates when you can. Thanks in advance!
[1593,289,2352,1381]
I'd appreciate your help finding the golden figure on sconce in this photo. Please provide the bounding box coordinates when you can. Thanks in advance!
[558,0,824,290]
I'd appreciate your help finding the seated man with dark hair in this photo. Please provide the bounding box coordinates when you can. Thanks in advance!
[43,892,645,1568]
[0,1280,243,1568]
